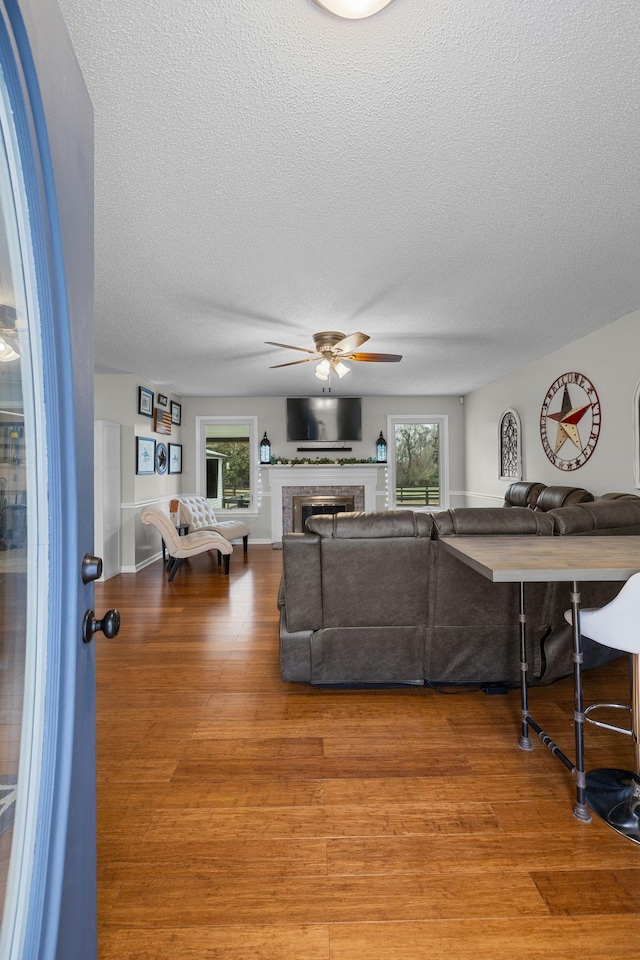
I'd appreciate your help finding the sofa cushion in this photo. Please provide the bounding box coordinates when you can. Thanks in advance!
[431,507,554,537]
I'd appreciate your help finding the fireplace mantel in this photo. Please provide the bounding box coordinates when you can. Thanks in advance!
[263,464,383,544]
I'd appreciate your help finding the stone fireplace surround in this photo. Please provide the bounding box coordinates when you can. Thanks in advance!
[264,464,381,544]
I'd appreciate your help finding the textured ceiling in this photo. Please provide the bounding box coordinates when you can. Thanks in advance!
[57,0,640,397]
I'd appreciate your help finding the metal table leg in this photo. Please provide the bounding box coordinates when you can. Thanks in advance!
[571,581,592,823]
[517,579,591,822]
[518,582,533,751]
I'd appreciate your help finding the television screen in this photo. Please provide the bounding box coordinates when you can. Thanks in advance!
[286,397,362,442]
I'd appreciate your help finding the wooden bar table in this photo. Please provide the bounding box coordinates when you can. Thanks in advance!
[440,535,640,823]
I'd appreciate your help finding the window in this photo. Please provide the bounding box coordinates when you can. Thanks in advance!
[195,416,258,511]
[498,408,522,481]
[387,415,449,510]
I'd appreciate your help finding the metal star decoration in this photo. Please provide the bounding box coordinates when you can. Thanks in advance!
[545,385,591,455]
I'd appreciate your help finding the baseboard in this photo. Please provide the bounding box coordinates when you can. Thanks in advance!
[119,551,163,574]
[119,542,274,575]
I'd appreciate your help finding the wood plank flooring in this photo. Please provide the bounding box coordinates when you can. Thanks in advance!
[95,545,640,960]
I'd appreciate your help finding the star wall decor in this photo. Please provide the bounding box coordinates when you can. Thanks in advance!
[539,372,601,470]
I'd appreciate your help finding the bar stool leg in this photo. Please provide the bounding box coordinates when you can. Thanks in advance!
[585,653,640,843]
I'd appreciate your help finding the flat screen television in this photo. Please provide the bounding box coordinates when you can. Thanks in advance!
[286,397,362,442]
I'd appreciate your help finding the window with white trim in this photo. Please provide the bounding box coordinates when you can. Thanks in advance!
[387,415,449,510]
[196,416,258,512]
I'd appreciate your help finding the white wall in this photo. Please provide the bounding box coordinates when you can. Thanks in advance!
[181,394,466,541]
[96,308,640,567]
[94,384,466,566]
[464,308,640,505]
[94,373,183,569]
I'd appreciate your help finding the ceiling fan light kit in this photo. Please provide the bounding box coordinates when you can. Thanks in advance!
[315,358,331,380]
[266,330,402,386]
[331,359,350,379]
[311,0,397,19]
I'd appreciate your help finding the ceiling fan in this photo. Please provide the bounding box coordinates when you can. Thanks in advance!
[265,330,402,381]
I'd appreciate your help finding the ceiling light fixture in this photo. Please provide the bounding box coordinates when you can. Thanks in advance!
[330,359,350,379]
[311,0,397,19]
[0,336,19,363]
[315,358,331,380]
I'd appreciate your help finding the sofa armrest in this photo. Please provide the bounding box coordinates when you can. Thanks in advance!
[282,533,323,633]
[534,486,593,511]
[551,500,640,535]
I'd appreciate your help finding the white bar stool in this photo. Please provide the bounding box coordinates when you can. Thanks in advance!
[569,572,640,843]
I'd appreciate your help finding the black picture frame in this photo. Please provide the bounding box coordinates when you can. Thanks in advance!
[136,436,156,474]
[171,401,182,426]
[168,443,182,474]
[157,393,168,407]
[138,386,154,418]
[155,442,168,475]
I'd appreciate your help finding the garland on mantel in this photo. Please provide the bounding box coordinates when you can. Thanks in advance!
[268,457,382,466]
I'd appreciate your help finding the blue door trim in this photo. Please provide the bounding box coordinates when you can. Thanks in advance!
[0,3,91,958]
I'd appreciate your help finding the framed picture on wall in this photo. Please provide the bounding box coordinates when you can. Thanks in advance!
[154,407,172,435]
[171,401,182,426]
[136,436,156,474]
[157,393,168,407]
[138,386,154,418]
[155,442,168,475]
[169,443,182,474]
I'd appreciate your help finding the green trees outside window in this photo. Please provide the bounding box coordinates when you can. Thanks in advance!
[394,422,440,507]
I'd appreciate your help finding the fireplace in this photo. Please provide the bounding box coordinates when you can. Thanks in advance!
[292,494,355,533]
[263,464,382,544]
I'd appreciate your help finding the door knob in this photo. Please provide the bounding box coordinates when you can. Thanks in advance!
[82,554,103,583]
[82,608,120,644]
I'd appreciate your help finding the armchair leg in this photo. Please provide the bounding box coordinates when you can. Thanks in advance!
[223,553,230,575]
[243,535,248,554]
[167,558,183,582]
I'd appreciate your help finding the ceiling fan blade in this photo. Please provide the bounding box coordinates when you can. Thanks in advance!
[345,352,403,362]
[269,357,316,368]
[265,341,318,355]
[334,331,370,354]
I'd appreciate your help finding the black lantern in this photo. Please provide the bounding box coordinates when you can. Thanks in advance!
[259,431,272,464]
[376,431,387,463]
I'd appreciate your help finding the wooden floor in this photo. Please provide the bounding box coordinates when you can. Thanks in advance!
[95,545,640,960]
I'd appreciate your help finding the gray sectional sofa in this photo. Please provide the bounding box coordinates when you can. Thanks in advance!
[278,497,640,687]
